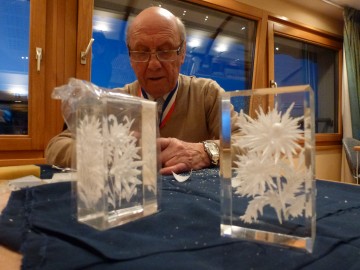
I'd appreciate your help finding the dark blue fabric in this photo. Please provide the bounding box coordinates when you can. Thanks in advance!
[1,168,360,269]
[0,165,59,250]
[38,165,60,180]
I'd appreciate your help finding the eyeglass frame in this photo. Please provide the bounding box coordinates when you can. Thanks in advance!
[128,40,184,62]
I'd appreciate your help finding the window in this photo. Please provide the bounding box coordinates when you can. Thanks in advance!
[0,0,46,161]
[0,0,30,135]
[274,36,339,133]
[84,2,343,144]
[91,0,257,92]
[268,20,343,141]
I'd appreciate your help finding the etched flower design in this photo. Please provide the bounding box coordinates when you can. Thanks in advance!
[77,114,104,208]
[235,103,303,165]
[76,113,143,211]
[233,102,311,224]
[104,115,143,208]
[232,151,278,197]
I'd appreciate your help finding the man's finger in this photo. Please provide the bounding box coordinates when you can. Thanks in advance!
[160,162,188,175]
[157,137,172,150]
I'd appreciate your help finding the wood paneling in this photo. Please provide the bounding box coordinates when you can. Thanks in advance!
[76,0,94,80]
[44,0,78,146]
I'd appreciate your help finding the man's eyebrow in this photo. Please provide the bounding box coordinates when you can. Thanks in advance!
[131,42,175,50]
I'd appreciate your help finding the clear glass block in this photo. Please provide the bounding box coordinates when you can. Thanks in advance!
[74,93,160,230]
[220,85,316,252]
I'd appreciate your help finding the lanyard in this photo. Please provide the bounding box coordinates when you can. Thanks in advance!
[138,81,179,128]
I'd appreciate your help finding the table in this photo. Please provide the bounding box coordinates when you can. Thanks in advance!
[1,166,360,269]
[0,190,21,270]
[0,165,59,269]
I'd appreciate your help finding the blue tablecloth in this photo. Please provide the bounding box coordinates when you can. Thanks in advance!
[1,167,360,270]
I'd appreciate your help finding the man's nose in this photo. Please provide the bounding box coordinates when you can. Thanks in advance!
[148,52,162,67]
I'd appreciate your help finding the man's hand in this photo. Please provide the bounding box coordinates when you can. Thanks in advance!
[158,137,211,175]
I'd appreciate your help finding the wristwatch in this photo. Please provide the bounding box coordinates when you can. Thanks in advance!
[203,141,220,166]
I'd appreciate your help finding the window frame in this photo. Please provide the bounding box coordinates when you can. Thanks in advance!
[0,0,79,166]
[0,0,46,164]
[267,19,343,146]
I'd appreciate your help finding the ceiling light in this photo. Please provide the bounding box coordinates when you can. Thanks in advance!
[93,21,110,32]
[215,44,228,53]
[188,38,201,48]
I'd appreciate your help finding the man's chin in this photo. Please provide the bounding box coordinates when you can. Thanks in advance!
[145,83,167,95]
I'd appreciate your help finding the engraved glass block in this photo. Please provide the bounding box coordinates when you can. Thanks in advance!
[74,93,160,230]
[220,85,316,252]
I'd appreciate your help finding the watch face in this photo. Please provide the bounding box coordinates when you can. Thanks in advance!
[208,143,218,154]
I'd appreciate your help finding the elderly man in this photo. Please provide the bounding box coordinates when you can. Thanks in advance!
[45,6,239,175]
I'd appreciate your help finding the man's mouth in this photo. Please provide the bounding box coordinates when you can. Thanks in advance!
[148,76,163,81]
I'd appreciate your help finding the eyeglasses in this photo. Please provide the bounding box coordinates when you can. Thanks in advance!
[129,41,184,62]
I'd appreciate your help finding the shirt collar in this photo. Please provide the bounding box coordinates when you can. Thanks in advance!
[141,80,179,101]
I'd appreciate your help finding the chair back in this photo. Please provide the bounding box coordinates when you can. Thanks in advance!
[343,137,360,179]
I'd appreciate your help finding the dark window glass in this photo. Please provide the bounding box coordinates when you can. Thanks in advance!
[0,0,29,134]
[274,36,339,133]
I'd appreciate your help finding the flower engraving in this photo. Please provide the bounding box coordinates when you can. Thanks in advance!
[104,115,143,209]
[233,102,311,224]
[77,114,104,208]
[236,103,303,165]
[77,113,143,211]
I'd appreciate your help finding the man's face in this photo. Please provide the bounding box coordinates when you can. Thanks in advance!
[128,20,185,98]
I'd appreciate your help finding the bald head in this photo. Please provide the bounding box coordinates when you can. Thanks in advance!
[126,7,186,47]
[125,7,187,98]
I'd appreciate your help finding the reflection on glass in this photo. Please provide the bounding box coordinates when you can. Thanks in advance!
[0,0,29,134]
[92,0,257,91]
[274,36,339,133]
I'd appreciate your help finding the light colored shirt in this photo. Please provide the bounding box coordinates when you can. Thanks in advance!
[45,74,240,167]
